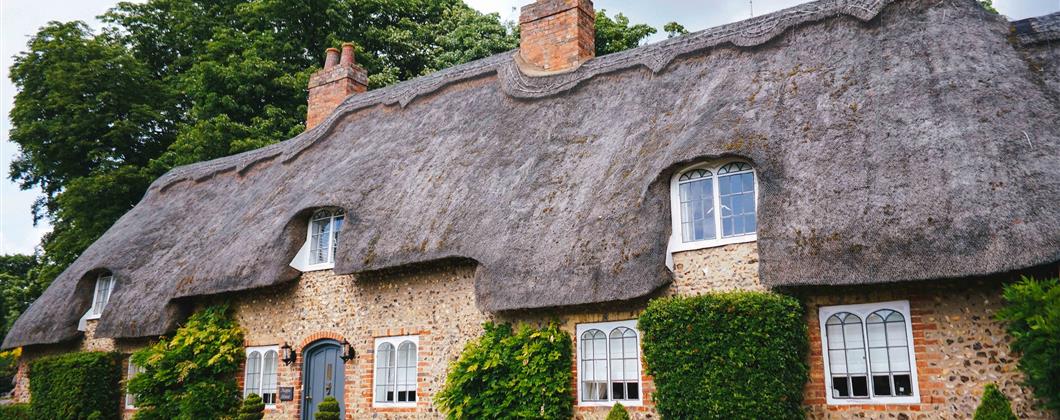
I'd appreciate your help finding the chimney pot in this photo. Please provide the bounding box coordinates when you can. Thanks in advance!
[324,48,340,69]
[340,43,356,66]
[519,0,595,73]
[307,43,368,130]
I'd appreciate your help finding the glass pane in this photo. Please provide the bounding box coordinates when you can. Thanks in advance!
[626,382,639,399]
[828,350,847,373]
[843,323,864,348]
[623,359,638,381]
[893,374,913,396]
[245,352,261,396]
[832,377,850,398]
[872,375,892,396]
[869,348,890,372]
[846,349,867,373]
[611,382,626,400]
[826,324,844,349]
[886,322,907,346]
[866,322,887,347]
[889,347,910,371]
[851,376,869,397]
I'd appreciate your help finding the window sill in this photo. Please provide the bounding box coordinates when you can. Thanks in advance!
[372,402,418,409]
[84,313,102,321]
[669,233,756,254]
[301,263,335,272]
[825,396,920,405]
[578,400,643,408]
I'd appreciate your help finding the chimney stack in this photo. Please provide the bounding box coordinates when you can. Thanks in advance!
[307,42,367,130]
[519,0,595,73]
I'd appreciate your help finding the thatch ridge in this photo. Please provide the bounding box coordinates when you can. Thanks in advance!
[5,0,1059,349]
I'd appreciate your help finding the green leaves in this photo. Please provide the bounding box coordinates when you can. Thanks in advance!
[128,305,245,419]
[29,352,122,420]
[973,383,1017,420]
[639,292,808,420]
[594,10,657,56]
[996,276,1060,415]
[435,322,572,419]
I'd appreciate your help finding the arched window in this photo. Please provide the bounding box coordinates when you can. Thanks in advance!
[90,273,115,317]
[576,320,642,405]
[374,336,419,406]
[819,301,918,404]
[866,310,912,397]
[309,209,344,266]
[825,313,868,398]
[580,329,608,401]
[671,161,757,251]
[244,346,278,405]
[608,327,640,401]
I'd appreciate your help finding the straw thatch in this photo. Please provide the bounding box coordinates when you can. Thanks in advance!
[5,0,1058,349]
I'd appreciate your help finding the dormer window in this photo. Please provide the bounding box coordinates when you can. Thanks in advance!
[90,273,114,318]
[669,161,758,254]
[290,208,345,271]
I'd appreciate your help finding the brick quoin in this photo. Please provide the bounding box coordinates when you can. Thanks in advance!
[519,0,595,72]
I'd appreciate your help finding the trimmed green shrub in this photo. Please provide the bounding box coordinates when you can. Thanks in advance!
[128,305,245,420]
[436,322,573,419]
[0,402,31,419]
[29,351,121,420]
[605,402,630,420]
[997,276,1060,415]
[237,393,265,420]
[974,383,1017,420]
[315,396,340,420]
[639,291,808,419]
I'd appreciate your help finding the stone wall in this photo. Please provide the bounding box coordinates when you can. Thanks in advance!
[796,278,1055,420]
[9,242,1055,420]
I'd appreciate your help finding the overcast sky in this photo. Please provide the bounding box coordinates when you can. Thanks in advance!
[1,0,1058,255]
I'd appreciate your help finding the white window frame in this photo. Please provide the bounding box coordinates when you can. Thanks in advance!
[289,209,345,272]
[575,319,643,407]
[244,345,280,409]
[818,300,920,405]
[667,160,759,261]
[125,358,143,409]
[86,273,115,320]
[372,335,419,408]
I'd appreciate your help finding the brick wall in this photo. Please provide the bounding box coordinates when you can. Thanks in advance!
[519,0,595,72]
[306,44,367,130]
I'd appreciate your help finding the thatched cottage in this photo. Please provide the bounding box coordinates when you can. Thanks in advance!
[4,0,1059,418]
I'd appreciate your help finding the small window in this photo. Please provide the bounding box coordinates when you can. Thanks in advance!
[576,320,642,406]
[819,301,918,405]
[90,273,115,317]
[125,359,143,409]
[244,346,279,406]
[374,336,418,407]
[670,161,757,253]
[308,209,344,267]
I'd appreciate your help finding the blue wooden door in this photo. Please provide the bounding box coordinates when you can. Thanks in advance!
[302,341,344,420]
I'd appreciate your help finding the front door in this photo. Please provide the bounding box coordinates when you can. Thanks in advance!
[302,341,344,420]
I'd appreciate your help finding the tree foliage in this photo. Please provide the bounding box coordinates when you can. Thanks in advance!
[435,322,573,419]
[127,305,245,419]
[996,276,1060,415]
[973,383,1017,420]
[7,0,667,331]
[0,254,40,341]
[236,393,265,420]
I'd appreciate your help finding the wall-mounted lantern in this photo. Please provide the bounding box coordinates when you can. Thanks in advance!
[280,342,297,366]
[340,339,356,362]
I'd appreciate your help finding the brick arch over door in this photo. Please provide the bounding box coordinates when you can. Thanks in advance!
[295,331,353,419]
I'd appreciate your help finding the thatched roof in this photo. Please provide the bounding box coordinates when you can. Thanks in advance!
[5,0,1059,349]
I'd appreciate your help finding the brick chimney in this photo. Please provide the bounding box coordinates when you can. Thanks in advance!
[519,0,595,73]
[307,43,368,130]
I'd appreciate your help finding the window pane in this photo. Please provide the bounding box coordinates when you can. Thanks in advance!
[886,322,907,346]
[719,171,756,237]
[826,324,845,349]
[889,347,910,371]
[846,349,867,373]
[851,376,869,397]
[872,375,892,396]
[893,374,913,396]
[869,348,890,372]
[263,351,277,404]
[626,382,639,400]
[680,178,715,242]
[832,377,850,397]
[866,321,887,348]
[611,382,625,400]
[245,352,262,397]
[828,350,847,373]
[843,322,863,348]
[375,343,395,402]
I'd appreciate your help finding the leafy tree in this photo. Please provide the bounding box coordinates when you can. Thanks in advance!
[7,0,669,331]
[127,305,244,419]
[997,276,1060,415]
[974,384,1017,420]
[664,21,689,38]
[978,0,1000,14]
[594,10,656,55]
[0,254,40,340]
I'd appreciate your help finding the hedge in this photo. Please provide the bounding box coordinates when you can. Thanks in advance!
[997,276,1060,415]
[0,402,31,419]
[639,291,808,419]
[29,351,121,420]
[435,322,573,419]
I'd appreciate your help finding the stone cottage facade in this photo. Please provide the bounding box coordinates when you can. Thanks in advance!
[4,0,1059,419]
